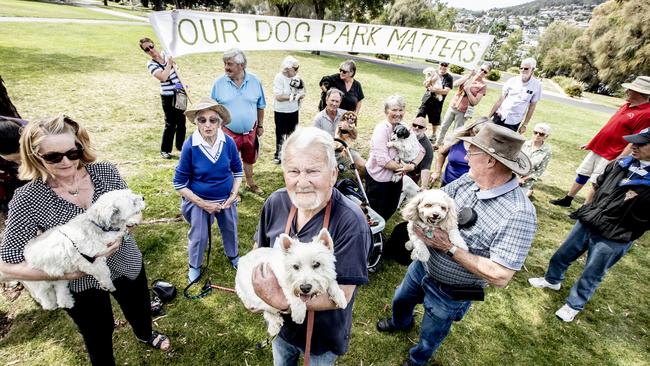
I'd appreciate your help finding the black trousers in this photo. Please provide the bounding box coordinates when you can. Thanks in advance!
[492,114,519,132]
[274,110,299,158]
[365,171,402,222]
[160,94,187,153]
[65,265,152,366]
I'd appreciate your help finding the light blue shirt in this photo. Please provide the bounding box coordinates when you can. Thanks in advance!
[210,72,266,134]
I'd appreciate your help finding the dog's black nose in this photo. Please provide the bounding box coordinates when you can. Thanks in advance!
[432,213,440,219]
[300,284,312,294]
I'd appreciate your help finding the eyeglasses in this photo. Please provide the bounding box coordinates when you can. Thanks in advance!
[39,146,84,164]
[412,124,426,130]
[142,45,155,53]
[520,67,530,71]
[480,69,489,74]
[197,117,221,124]
[339,69,349,74]
[440,63,449,67]
[465,150,486,158]
[533,131,546,136]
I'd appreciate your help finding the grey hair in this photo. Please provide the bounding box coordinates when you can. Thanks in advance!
[326,88,344,100]
[280,127,337,171]
[521,57,537,69]
[281,56,299,72]
[223,48,247,69]
[384,94,406,113]
[340,60,357,77]
[533,122,551,135]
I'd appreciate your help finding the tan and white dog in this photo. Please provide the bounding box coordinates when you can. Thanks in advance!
[22,189,145,310]
[235,228,348,336]
[402,189,467,262]
[423,67,443,102]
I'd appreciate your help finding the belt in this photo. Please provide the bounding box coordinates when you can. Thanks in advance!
[433,279,484,302]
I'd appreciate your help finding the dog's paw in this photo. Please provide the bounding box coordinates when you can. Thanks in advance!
[290,302,307,324]
[411,245,431,262]
[58,295,75,309]
[100,282,116,292]
[405,240,414,250]
[329,288,348,309]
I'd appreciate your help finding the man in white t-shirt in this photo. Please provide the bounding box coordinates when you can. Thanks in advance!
[489,58,542,134]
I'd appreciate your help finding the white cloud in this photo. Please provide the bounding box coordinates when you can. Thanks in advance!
[441,0,536,11]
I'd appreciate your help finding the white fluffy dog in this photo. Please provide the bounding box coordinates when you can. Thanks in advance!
[401,189,468,262]
[423,67,443,101]
[22,189,145,310]
[387,124,421,182]
[235,228,348,336]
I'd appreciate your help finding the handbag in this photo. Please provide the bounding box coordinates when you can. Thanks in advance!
[152,279,177,303]
[174,88,188,111]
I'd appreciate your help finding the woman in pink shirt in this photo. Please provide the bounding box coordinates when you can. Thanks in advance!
[436,63,490,147]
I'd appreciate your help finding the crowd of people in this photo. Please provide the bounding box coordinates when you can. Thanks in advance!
[0,42,649,366]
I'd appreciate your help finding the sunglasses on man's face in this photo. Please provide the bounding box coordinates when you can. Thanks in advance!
[39,146,84,164]
[142,45,155,52]
[480,69,488,74]
[533,131,546,136]
[440,63,449,67]
[412,124,426,130]
[520,67,530,71]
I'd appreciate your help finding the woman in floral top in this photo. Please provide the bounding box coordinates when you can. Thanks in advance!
[520,122,553,197]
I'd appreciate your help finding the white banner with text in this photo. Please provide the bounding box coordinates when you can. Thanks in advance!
[149,11,493,69]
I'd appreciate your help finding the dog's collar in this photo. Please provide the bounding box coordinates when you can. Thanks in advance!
[58,229,96,263]
[91,220,122,233]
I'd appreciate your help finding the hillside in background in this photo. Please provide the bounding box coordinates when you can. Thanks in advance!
[494,0,607,15]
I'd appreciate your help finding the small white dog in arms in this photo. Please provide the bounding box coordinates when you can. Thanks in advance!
[22,189,145,310]
[235,228,348,336]
[398,175,421,208]
[423,67,443,101]
[401,189,468,262]
[387,124,421,182]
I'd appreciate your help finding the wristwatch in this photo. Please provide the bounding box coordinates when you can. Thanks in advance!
[446,245,457,257]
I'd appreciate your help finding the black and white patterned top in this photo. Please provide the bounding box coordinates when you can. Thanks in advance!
[1,162,143,293]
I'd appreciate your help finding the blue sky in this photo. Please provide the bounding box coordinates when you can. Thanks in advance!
[441,0,536,11]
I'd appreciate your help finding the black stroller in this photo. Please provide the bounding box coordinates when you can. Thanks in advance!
[334,138,385,271]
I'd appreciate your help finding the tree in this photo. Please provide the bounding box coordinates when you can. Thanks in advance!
[535,21,583,76]
[571,0,650,92]
[268,0,299,16]
[493,28,523,69]
[484,21,508,61]
[380,0,456,30]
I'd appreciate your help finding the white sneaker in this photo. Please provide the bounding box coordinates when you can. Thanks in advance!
[528,277,561,290]
[555,304,580,322]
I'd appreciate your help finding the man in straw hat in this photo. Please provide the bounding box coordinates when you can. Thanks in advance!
[530,127,650,322]
[377,123,537,366]
[550,76,650,207]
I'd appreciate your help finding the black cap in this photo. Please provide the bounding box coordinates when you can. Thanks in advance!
[623,127,650,144]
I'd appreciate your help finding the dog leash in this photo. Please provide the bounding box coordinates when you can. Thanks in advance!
[284,200,332,366]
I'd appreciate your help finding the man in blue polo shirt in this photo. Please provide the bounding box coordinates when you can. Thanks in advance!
[251,127,371,365]
[377,124,537,366]
[211,48,267,195]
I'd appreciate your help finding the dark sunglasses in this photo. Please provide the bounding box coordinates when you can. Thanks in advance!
[440,63,449,67]
[339,69,349,74]
[520,67,530,71]
[533,131,546,136]
[142,45,155,52]
[39,146,84,164]
[480,69,489,74]
[197,117,221,124]
[412,124,426,130]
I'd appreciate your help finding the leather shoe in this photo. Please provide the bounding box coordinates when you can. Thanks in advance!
[376,317,413,333]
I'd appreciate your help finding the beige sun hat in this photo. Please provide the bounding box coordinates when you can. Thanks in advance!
[184,98,231,125]
[459,123,532,176]
[621,76,650,95]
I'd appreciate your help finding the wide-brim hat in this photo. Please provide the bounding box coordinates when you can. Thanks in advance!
[623,127,650,144]
[184,98,231,125]
[621,76,650,95]
[459,123,532,176]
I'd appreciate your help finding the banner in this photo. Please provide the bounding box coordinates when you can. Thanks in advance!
[149,11,493,69]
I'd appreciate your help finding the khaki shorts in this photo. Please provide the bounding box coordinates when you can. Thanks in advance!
[576,151,611,184]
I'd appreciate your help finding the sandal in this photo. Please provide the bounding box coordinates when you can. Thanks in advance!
[142,330,171,351]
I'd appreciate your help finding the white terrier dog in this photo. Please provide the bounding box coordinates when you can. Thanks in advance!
[22,189,145,310]
[423,67,443,101]
[235,228,348,336]
[387,124,421,183]
[401,189,468,262]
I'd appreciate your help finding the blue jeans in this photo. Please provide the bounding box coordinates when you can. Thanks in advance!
[272,335,337,366]
[544,221,633,311]
[391,261,472,366]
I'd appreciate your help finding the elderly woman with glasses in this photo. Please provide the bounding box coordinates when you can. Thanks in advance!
[436,63,490,147]
[519,123,553,197]
[272,56,305,164]
[1,115,171,364]
[139,37,186,160]
[173,98,243,283]
[318,60,365,114]
[366,95,423,221]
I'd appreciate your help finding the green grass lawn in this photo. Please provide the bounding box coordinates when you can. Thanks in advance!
[0,0,135,20]
[1,6,649,366]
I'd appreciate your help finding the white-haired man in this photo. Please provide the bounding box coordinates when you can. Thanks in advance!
[251,127,371,365]
[211,48,267,195]
[489,57,542,134]
[377,123,537,366]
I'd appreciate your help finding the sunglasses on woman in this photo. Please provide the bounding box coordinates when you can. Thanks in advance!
[39,146,84,164]
[142,45,155,52]
[533,131,546,136]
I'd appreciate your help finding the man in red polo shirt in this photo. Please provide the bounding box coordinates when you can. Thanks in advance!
[551,76,650,207]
